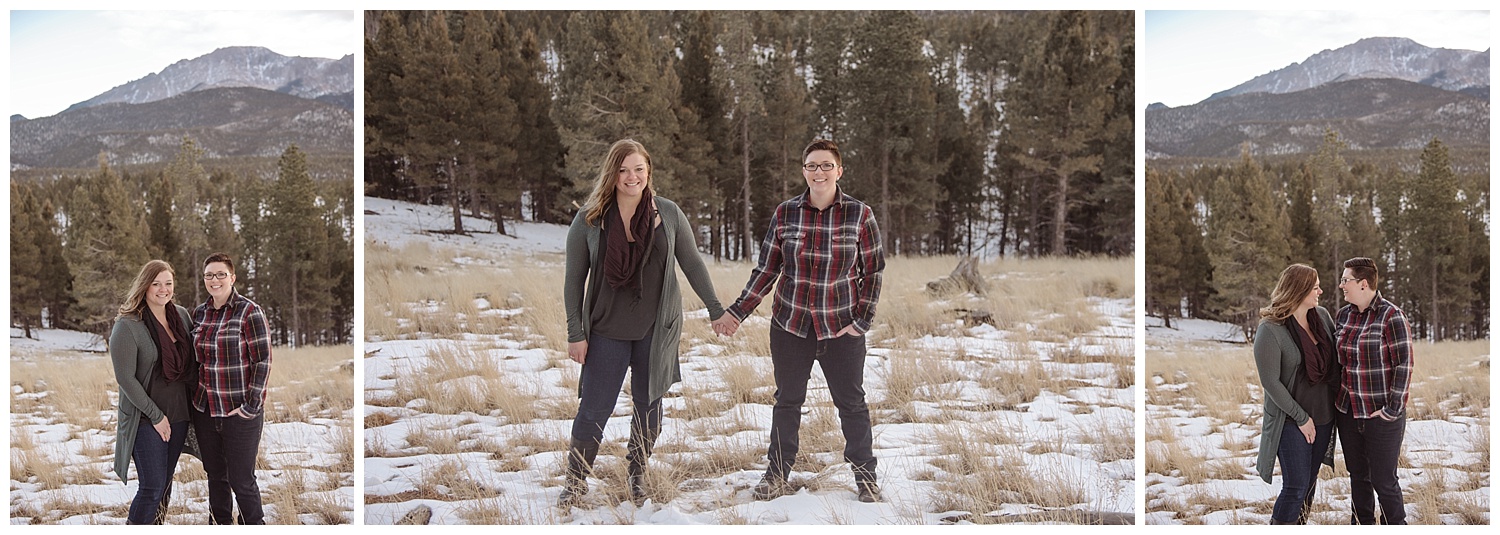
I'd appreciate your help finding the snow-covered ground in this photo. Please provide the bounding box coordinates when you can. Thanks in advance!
[364,197,1136,525]
[1144,315,1490,525]
[9,329,354,524]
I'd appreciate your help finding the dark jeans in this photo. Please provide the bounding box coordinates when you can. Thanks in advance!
[1271,419,1334,523]
[1336,411,1407,525]
[571,332,660,446]
[766,324,876,482]
[127,419,188,524]
[191,408,265,525]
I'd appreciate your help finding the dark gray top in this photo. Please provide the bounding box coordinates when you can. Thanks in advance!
[590,224,668,341]
[1288,367,1333,426]
[145,371,192,424]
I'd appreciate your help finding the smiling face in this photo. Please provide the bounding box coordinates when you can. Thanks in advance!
[1338,267,1365,305]
[615,152,650,201]
[802,149,843,197]
[1301,280,1322,309]
[203,261,236,303]
[147,270,175,309]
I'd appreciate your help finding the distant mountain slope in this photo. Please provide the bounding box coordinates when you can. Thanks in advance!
[1145,78,1488,159]
[1206,37,1488,102]
[11,86,352,170]
[63,46,353,114]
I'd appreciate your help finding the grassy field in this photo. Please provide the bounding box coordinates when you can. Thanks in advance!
[364,238,1136,524]
[1143,331,1489,525]
[10,342,355,524]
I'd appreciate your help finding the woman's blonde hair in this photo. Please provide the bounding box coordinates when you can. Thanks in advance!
[117,260,175,318]
[582,139,654,226]
[1259,263,1319,322]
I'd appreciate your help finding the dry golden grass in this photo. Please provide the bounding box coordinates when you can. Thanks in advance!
[364,244,1135,524]
[1147,334,1489,525]
[266,345,354,423]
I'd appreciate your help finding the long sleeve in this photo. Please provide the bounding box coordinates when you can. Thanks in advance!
[726,206,784,322]
[850,206,885,334]
[111,320,163,424]
[563,214,592,343]
[673,206,724,320]
[1380,310,1414,419]
[1253,324,1308,425]
[239,305,273,417]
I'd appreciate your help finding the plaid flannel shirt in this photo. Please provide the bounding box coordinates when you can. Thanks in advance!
[192,291,273,417]
[726,189,884,340]
[1335,294,1414,420]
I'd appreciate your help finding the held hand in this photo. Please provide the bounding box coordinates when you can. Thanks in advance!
[153,417,171,442]
[568,340,588,364]
[835,324,861,338]
[711,315,741,337]
[1298,419,1316,444]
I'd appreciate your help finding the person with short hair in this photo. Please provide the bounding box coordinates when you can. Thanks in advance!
[191,252,272,524]
[713,139,886,503]
[1334,256,1412,525]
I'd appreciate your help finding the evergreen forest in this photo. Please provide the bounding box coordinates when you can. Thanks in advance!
[11,138,356,347]
[364,10,1135,259]
[1146,132,1489,342]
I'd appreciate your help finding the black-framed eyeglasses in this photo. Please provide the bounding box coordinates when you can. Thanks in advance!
[1339,277,1359,284]
[203,272,231,281]
[802,163,839,172]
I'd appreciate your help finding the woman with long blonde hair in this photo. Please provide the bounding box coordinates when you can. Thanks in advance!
[110,259,196,524]
[560,139,728,506]
[1253,263,1339,524]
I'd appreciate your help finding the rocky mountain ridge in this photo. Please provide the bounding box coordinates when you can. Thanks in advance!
[63,46,353,114]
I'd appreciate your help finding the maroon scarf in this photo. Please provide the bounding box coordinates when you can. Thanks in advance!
[1288,309,1336,385]
[144,305,194,383]
[604,190,656,290]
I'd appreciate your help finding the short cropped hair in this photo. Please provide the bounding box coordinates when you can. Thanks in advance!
[1344,257,1378,289]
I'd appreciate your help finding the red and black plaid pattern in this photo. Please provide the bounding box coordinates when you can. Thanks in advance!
[192,291,272,417]
[1335,295,1413,420]
[727,189,884,340]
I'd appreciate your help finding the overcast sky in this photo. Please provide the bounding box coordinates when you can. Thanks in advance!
[1142,10,1491,108]
[10,10,356,119]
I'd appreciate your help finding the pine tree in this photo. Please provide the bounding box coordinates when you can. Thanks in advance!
[12,183,45,337]
[164,137,213,305]
[397,12,471,233]
[458,11,520,235]
[719,11,768,260]
[1205,153,1291,339]
[264,144,334,347]
[64,154,152,335]
[553,11,686,208]
[1144,169,1183,326]
[847,10,936,254]
[146,172,182,270]
[1406,138,1470,340]
[511,28,569,223]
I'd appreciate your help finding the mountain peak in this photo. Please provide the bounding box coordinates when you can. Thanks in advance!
[1204,37,1487,103]
[61,46,353,115]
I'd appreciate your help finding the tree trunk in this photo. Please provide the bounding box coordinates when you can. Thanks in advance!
[291,267,300,349]
[881,142,891,253]
[1052,169,1069,255]
[742,118,753,261]
[448,161,464,234]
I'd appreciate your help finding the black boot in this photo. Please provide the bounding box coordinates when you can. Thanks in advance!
[558,438,599,507]
[854,466,880,503]
[626,409,660,505]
